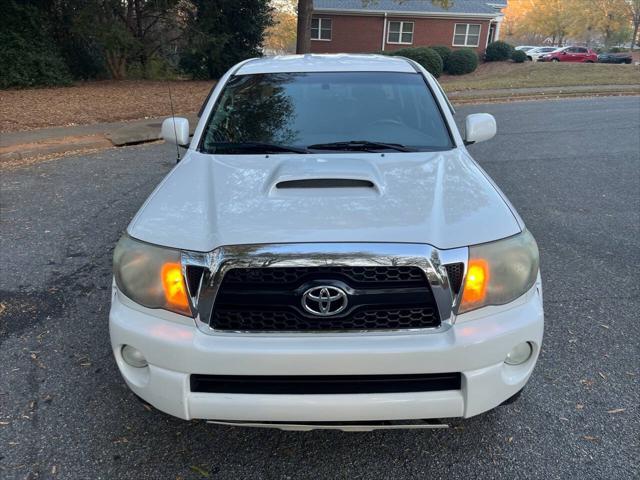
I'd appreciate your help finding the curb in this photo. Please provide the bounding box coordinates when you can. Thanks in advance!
[0,135,113,162]
[450,90,640,105]
[446,84,640,103]
[0,114,198,163]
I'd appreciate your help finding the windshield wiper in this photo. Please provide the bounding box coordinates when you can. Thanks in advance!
[307,141,414,152]
[208,142,309,154]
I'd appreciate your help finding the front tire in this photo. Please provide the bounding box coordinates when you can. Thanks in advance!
[552,58,560,63]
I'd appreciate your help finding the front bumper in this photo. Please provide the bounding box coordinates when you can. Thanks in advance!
[109,282,543,422]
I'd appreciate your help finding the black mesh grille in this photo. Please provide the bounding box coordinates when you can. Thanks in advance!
[222,266,427,287]
[445,263,464,295]
[213,306,439,331]
[210,266,441,332]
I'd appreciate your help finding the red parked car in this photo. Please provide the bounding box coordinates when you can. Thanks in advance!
[538,46,598,63]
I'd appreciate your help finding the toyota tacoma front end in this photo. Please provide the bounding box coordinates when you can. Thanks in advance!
[109,54,543,430]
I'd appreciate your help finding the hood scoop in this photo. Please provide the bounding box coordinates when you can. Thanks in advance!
[266,157,384,196]
[276,178,375,189]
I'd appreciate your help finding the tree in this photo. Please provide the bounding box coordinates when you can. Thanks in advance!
[572,0,630,47]
[44,0,106,80]
[74,0,184,79]
[503,0,547,44]
[0,1,72,88]
[74,1,137,79]
[180,0,273,79]
[504,0,635,47]
[626,0,640,48]
[296,0,312,54]
[265,0,297,53]
[295,0,454,53]
[504,0,574,45]
[532,0,573,45]
[122,0,185,76]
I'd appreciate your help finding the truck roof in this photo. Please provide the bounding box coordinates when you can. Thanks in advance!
[235,54,416,75]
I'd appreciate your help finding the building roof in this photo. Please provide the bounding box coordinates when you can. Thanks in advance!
[236,54,415,75]
[313,0,506,16]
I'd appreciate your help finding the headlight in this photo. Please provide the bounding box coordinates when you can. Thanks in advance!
[113,235,192,316]
[458,230,539,314]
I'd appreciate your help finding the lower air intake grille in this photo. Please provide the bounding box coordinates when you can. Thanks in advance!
[190,373,462,394]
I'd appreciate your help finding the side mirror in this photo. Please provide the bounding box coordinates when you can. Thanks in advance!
[561,51,567,55]
[161,117,190,147]
[464,113,496,145]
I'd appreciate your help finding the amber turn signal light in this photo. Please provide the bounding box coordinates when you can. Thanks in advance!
[161,262,190,313]
[461,259,489,305]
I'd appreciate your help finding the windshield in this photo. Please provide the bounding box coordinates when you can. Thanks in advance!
[200,72,453,154]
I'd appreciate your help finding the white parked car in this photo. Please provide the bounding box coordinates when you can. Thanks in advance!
[110,54,543,431]
[527,46,560,61]
[515,45,537,52]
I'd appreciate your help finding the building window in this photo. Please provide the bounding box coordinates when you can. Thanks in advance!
[311,18,332,41]
[453,24,481,47]
[387,21,414,44]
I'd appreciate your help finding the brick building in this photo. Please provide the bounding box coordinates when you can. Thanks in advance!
[310,0,507,54]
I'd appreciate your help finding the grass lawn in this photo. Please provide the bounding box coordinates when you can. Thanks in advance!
[439,62,640,91]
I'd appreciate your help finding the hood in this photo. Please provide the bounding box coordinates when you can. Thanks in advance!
[128,150,521,252]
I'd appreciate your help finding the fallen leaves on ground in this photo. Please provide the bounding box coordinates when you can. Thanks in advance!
[0,80,214,132]
[189,466,210,478]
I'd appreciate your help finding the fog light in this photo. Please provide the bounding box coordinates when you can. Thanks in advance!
[121,345,148,368]
[505,342,533,366]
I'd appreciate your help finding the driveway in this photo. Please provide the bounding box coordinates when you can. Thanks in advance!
[1,96,638,479]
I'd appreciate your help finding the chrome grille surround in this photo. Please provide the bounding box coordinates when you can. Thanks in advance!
[182,243,468,335]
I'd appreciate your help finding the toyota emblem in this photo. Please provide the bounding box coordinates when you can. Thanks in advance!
[302,286,348,316]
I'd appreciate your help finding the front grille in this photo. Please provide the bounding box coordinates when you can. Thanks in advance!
[190,373,462,394]
[213,306,438,331]
[210,266,441,332]
[222,266,427,287]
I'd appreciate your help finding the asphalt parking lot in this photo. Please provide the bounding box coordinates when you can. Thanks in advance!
[1,96,639,479]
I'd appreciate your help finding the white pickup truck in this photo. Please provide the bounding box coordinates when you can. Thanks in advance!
[109,54,543,431]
